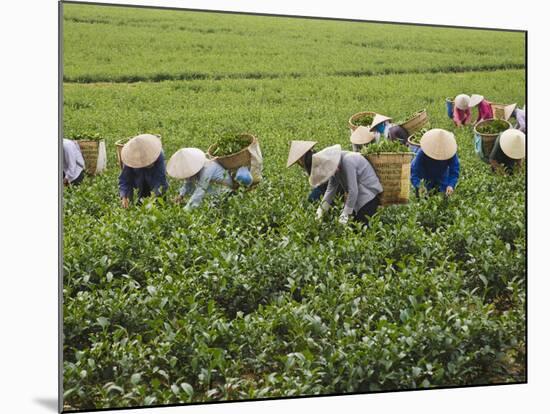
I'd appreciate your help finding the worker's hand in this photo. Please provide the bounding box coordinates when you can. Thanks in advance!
[315,206,324,221]
[445,186,454,197]
[338,212,350,225]
[493,165,506,176]
[316,201,330,221]
[173,195,183,205]
[121,197,129,209]
[63,177,69,187]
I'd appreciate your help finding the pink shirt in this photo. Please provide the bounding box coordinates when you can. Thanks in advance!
[477,99,493,122]
[453,107,471,126]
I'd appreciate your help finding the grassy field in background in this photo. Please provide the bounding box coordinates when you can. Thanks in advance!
[62,3,526,410]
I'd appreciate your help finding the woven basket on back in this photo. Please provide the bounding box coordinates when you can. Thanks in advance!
[115,135,162,169]
[207,134,255,170]
[474,119,512,155]
[399,109,429,134]
[407,135,421,150]
[77,139,106,175]
[348,111,377,132]
[490,102,507,120]
[365,152,415,206]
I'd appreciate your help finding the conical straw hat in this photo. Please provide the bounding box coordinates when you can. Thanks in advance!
[469,94,484,107]
[504,103,517,121]
[454,94,470,110]
[286,140,317,168]
[309,144,342,187]
[500,129,525,159]
[370,113,392,130]
[350,126,376,145]
[121,134,162,168]
[420,129,457,160]
[167,148,206,179]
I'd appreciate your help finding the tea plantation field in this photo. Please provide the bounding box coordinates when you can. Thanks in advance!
[62,3,526,410]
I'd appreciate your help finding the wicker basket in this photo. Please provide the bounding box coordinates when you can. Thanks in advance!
[115,135,161,169]
[445,97,454,119]
[399,109,429,134]
[77,139,107,175]
[474,119,512,155]
[365,152,415,206]
[407,135,421,150]
[115,138,130,169]
[490,102,507,120]
[348,111,377,132]
[207,134,255,170]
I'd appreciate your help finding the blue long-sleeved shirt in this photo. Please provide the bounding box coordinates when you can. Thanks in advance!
[179,160,233,210]
[118,151,168,198]
[411,149,460,192]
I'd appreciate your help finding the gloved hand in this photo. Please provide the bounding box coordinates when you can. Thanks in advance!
[316,201,330,220]
[315,206,324,220]
[235,166,253,187]
[338,212,350,225]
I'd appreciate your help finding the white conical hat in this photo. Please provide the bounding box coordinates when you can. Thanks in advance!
[454,94,470,110]
[500,129,525,159]
[504,103,517,121]
[350,126,376,145]
[469,94,484,107]
[121,134,162,168]
[286,140,317,168]
[166,148,206,179]
[370,113,392,130]
[420,129,457,160]
[309,144,342,187]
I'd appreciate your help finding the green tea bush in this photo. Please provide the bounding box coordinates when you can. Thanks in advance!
[351,114,374,127]
[476,119,510,134]
[62,4,526,410]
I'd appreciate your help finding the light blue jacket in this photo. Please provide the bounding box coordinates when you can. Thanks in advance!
[179,160,233,210]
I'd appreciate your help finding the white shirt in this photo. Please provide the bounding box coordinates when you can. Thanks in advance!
[63,139,85,183]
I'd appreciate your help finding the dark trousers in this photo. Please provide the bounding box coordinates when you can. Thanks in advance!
[353,196,380,226]
[71,170,85,186]
[137,181,153,199]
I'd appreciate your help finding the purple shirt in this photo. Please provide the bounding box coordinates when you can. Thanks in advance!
[515,108,526,133]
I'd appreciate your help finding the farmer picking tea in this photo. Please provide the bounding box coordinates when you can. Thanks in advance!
[469,94,493,123]
[505,103,526,133]
[376,112,417,145]
[311,144,383,227]
[453,94,471,127]
[63,138,86,186]
[350,126,376,153]
[168,148,253,211]
[286,140,329,202]
[411,128,460,197]
[489,128,526,175]
[118,134,168,208]
[370,113,408,142]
